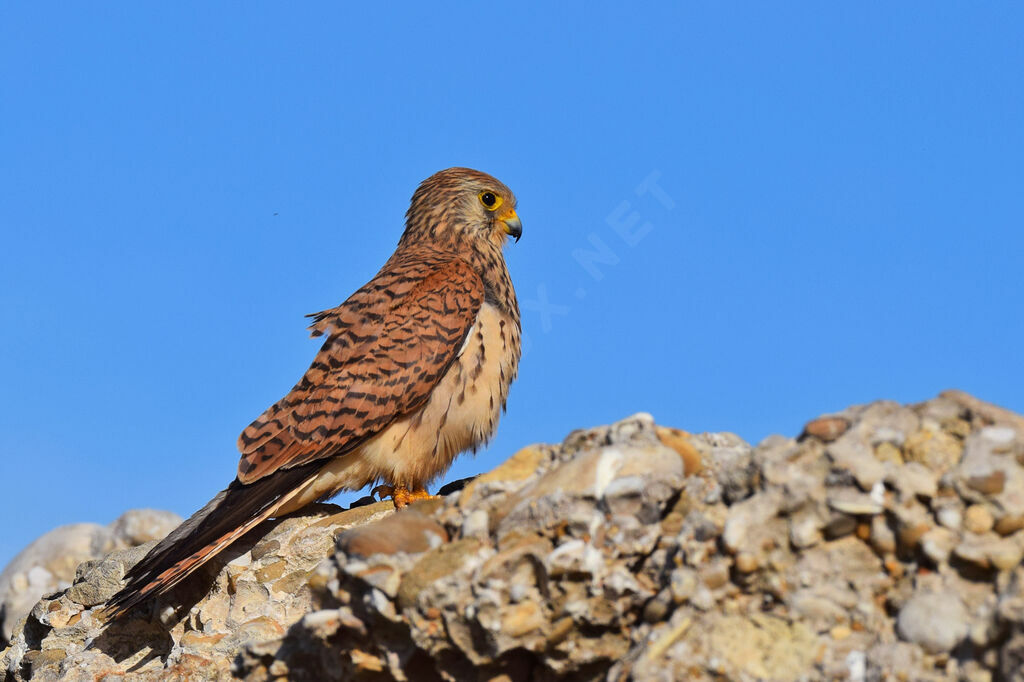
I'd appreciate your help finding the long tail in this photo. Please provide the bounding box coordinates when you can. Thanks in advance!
[104,463,322,620]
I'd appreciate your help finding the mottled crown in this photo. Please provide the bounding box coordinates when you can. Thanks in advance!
[401,167,517,248]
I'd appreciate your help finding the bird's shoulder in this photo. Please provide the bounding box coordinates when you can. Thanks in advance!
[306,246,481,339]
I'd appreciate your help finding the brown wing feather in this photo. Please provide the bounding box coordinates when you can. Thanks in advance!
[236,255,484,484]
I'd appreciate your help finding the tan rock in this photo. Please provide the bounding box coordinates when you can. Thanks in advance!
[965,505,995,535]
[396,538,484,610]
[905,428,963,473]
[458,445,546,508]
[501,601,545,638]
[704,614,820,679]
[995,515,1024,536]
[336,509,447,558]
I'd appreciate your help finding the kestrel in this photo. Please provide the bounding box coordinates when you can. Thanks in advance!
[105,168,522,618]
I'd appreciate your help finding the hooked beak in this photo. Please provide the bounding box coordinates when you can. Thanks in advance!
[499,210,522,243]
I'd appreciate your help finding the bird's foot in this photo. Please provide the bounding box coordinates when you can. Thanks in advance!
[372,484,435,509]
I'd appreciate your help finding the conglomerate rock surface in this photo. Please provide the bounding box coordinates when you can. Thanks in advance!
[4,391,1024,681]
[0,510,182,647]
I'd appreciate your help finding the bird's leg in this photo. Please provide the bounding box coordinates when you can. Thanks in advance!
[371,484,436,509]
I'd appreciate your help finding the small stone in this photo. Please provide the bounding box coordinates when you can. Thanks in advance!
[884,557,906,578]
[855,522,871,541]
[643,593,671,623]
[255,560,286,583]
[828,438,886,490]
[953,537,991,569]
[893,502,933,552]
[461,509,489,538]
[735,553,759,574]
[904,429,963,473]
[803,416,850,442]
[790,511,824,549]
[967,470,1006,495]
[988,538,1024,571]
[980,426,1017,447]
[964,505,994,535]
[458,445,546,508]
[722,490,783,553]
[872,427,906,446]
[700,560,731,590]
[669,568,697,604]
[831,625,852,641]
[897,590,970,653]
[953,533,1023,572]
[874,441,904,464]
[936,504,963,531]
[995,515,1024,536]
[824,514,858,540]
[828,489,884,516]
[691,585,716,611]
[501,601,545,638]
[396,538,483,610]
[897,522,930,552]
[920,527,955,566]
[870,515,896,555]
[890,462,938,500]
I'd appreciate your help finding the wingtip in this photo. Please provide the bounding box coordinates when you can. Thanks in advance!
[94,603,119,625]
[100,588,142,624]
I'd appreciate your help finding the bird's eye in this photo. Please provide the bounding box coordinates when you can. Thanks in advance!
[478,191,502,211]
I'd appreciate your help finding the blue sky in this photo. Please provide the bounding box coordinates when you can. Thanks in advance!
[2,3,1022,569]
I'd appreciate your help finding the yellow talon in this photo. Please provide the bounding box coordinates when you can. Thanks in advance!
[372,484,435,509]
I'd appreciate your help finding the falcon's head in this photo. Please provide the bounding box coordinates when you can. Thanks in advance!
[403,167,522,249]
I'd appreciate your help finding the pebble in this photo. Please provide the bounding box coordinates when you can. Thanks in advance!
[828,489,884,516]
[669,568,697,604]
[869,515,896,555]
[734,553,759,574]
[980,426,1017,447]
[831,625,852,641]
[804,416,850,442]
[890,462,939,500]
[964,505,995,535]
[994,515,1024,536]
[790,512,824,549]
[920,527,955,565]
[988,539,1024,571]
[953,536,992,569]
[897,590,970,653]
[643,592,671,623]
[824,514,858,540]
[967,471,1006,495]
[936,504,964,531]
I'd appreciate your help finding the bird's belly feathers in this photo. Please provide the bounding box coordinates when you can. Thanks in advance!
[291,302,519,504]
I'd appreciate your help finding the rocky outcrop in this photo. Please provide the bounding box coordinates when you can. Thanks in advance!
[3,391,1024,681]
[0,510,182,647]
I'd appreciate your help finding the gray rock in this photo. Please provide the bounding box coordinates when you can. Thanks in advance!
[0,523,115,644]
[897,589,970,653]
